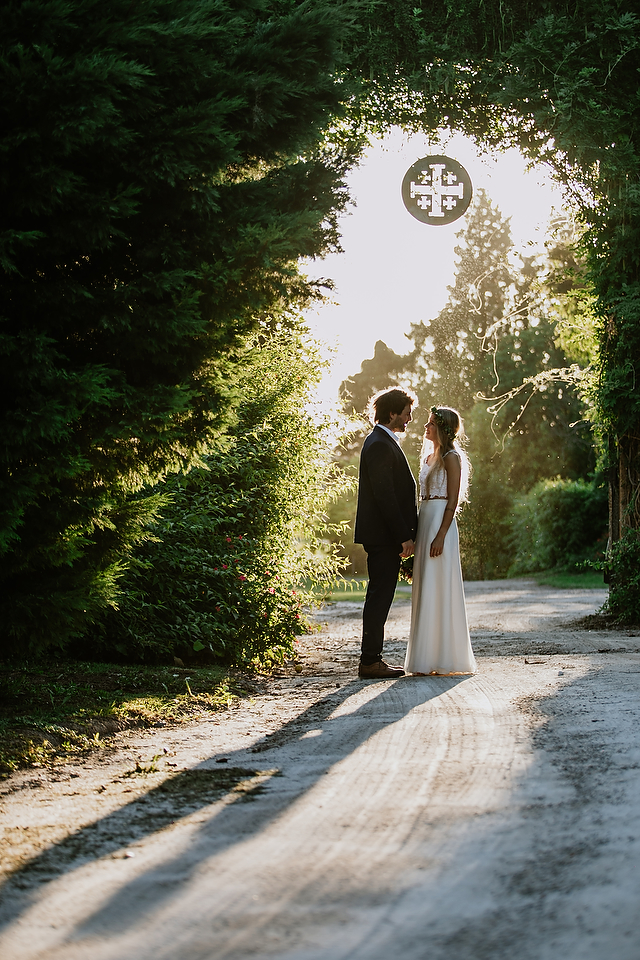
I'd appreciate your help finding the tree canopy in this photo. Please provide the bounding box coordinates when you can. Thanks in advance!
[3,0,640,653]
[338,189,600,577]
[0,0,360,650]
[351,0,640,537]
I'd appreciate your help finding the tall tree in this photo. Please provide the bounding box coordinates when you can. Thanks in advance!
[402,192,593,485]
[0,0,360,652]
[336,192,597,577]
[422,189,515,412]
[347,0,640,595]
[411,197,595,576]
[5,0,640,642]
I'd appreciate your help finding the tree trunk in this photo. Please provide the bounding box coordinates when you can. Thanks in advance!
[609,434,640,567]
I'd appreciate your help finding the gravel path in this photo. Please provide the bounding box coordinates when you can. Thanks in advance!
[2,579,640,960]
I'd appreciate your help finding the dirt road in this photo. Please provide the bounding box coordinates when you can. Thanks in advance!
[2,579,640,960]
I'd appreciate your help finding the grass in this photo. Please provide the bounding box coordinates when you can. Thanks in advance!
[314,578,411,604]
[315,568,606,605]
[0,660,254,775]
[528,569,606,589]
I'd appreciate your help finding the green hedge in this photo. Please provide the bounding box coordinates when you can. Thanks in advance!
[0,0,355,657]
[602,530,640,625]
[96,332,350,666]
[509,478,607,575]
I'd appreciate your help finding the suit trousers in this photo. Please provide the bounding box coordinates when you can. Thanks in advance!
[361,544,402,665]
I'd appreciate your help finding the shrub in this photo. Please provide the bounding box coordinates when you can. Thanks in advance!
[458,468,515,580]
[601,530,640,625]
[509,477,607,574]
[98,332,352,666]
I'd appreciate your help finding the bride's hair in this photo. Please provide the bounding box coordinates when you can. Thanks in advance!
[421,406,471,505]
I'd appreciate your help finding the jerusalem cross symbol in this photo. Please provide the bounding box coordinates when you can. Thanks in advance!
[401,156,472,225]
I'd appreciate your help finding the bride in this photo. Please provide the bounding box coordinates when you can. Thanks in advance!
[404,405,476,676]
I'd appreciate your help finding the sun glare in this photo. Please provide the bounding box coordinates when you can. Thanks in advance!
[305,128,563,407]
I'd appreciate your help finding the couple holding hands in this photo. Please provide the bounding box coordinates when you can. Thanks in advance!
[355,387,476,680]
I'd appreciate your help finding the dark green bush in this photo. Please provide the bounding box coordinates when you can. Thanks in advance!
[101,497,307,666]
[601,530,640,625]
[0,0,355,655]
[509,478,607,574]
[98,332,351,666]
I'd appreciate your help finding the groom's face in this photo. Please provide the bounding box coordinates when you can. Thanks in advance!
[386,404,413,433]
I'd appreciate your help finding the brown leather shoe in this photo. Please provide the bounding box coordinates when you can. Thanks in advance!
[358,660,405,679]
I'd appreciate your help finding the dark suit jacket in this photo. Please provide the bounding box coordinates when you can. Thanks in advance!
[354,425,418,547]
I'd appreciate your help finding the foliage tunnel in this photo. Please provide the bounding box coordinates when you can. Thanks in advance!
[351,0,640,617]
[2,0,640,656]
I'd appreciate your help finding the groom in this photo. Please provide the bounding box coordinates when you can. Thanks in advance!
[354,387,418,679]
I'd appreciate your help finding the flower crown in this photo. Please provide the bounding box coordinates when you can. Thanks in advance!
[430,406,456,441]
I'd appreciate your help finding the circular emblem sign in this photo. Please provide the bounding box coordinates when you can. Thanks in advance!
[402,155,472,225]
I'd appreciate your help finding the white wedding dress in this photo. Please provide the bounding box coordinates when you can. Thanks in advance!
[404,452,476,675]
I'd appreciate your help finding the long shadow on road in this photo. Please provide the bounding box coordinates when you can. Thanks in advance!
[0,675,467,941]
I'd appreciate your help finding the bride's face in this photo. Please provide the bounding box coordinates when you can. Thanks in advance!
[424,416,438,444]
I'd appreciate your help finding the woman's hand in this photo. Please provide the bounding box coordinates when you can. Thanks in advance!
[430,532,445,558]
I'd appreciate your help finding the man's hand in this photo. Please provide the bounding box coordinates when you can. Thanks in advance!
[400,540,415,559]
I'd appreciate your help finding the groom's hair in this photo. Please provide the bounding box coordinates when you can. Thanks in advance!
[369,387,417,425]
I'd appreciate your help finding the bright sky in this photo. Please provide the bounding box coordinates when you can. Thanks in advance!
[305,129,564,409]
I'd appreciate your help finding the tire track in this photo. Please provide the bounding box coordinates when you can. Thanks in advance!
[2,581,635,960]
[0,666,560,960]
